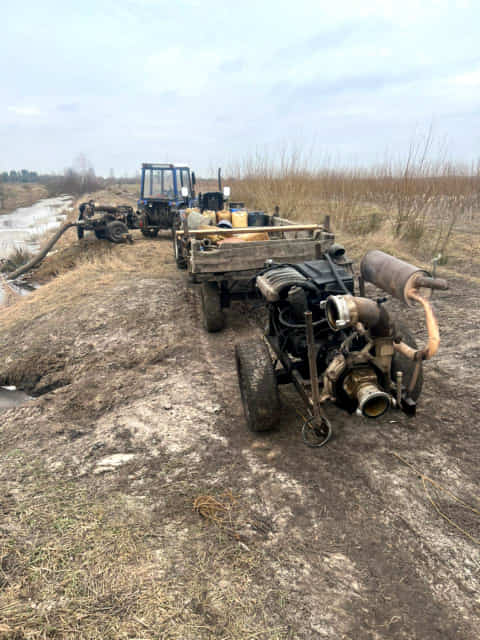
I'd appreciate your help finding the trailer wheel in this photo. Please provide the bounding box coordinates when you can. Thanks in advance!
[172,231,187,269]
[106,220,128,243]
[235,339,280,432]
[200,282,224,332]
[391,321,424,401]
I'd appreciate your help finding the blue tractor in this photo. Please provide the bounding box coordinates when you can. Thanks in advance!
[137,163,196,237]
[137,163,232,237]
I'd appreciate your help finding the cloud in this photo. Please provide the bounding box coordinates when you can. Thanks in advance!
[7,106,41,116]
[57,102,80,112]
[219,58,245,73]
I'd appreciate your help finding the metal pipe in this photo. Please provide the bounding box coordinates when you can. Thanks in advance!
[408,290,440,359]
[393,291,440,361]
[304,311,322,420]
[326,295,390,336]
[360,250,448,306]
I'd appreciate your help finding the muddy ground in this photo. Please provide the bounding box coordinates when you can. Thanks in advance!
[0,193,478,639]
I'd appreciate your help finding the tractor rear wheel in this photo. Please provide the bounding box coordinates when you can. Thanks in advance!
[106,220,128,243]
[235,339,280,432]
[200,282,224,332]
[391,321,424,401]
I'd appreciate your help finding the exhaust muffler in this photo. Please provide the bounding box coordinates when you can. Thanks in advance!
[360,250,447,305]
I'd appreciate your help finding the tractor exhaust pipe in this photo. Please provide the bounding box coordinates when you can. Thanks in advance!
[360,250,448,361]
[360,250,448,306]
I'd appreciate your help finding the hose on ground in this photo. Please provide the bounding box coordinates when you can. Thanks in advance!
[8,221,77,280]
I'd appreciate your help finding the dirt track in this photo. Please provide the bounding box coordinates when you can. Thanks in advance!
[0,221,478,638]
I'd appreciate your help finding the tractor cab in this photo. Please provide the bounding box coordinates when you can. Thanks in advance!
[137,163,196,236]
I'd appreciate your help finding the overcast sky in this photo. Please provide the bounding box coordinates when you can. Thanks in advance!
[1,0,479,176]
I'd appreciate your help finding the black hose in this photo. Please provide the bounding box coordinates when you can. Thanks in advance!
[8,222,77,280]
[324,252,350,294]
[278,307,327,329]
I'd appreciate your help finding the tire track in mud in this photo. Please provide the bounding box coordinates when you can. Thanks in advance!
[178,272,480,639]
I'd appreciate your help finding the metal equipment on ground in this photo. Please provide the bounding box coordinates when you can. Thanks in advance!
[77,201,135,243]
[235,248,448,447]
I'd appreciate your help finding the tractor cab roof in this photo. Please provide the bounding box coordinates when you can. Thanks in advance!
[141,163,190,170]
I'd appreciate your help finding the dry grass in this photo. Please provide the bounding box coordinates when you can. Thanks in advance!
[0,453,289,639]
[226,146,480,275]
[0,465,174,639]
[0,246,34,272]
[0,183,47,213]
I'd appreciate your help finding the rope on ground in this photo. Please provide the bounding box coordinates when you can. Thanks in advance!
[193,490,236,525]
[392,452,480,545]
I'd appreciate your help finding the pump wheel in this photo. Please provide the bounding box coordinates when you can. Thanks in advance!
[200,282,224,332]
[391,321,424,401]
[235,339,280,432]
[106,220,129,243]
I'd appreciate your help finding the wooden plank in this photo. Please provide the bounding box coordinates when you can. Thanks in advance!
[190,239,324,274]
[177,224,323,237]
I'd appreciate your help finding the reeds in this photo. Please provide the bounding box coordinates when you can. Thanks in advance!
[225,142,480,263]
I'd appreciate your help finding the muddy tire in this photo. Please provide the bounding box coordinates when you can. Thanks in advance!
[235,339,280,432]
[200,282,224,332]
[392,321,424,401]
[172,231,187,270]
[106,221,128,243]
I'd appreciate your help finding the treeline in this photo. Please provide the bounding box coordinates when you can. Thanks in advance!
[42,169,104,197]
[1,169,39,183]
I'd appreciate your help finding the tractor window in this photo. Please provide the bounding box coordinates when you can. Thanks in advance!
[176,170,183,190]
[181,169,191,194]
[143,169,175,198]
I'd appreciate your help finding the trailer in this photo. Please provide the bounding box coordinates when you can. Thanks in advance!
[173,214,334,332]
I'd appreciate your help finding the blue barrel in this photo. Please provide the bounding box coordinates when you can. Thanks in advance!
[248,211,268,227]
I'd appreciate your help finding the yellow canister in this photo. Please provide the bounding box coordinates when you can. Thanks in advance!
[216,209,232,224]
[231,210,248,228]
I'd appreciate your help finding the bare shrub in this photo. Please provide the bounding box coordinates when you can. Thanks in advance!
[226,143,480,259]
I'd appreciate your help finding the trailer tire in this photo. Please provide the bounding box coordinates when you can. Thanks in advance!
[106,220,128,244]
[235,339,280,432]
[201,282,224,332]
[172,231,187,270]
[391,321,423,401]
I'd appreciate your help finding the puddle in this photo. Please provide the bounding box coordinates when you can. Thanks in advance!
[0,195,72,305]
[0,386,31,411]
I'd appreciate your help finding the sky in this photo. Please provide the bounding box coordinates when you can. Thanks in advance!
[1,0,479,176]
